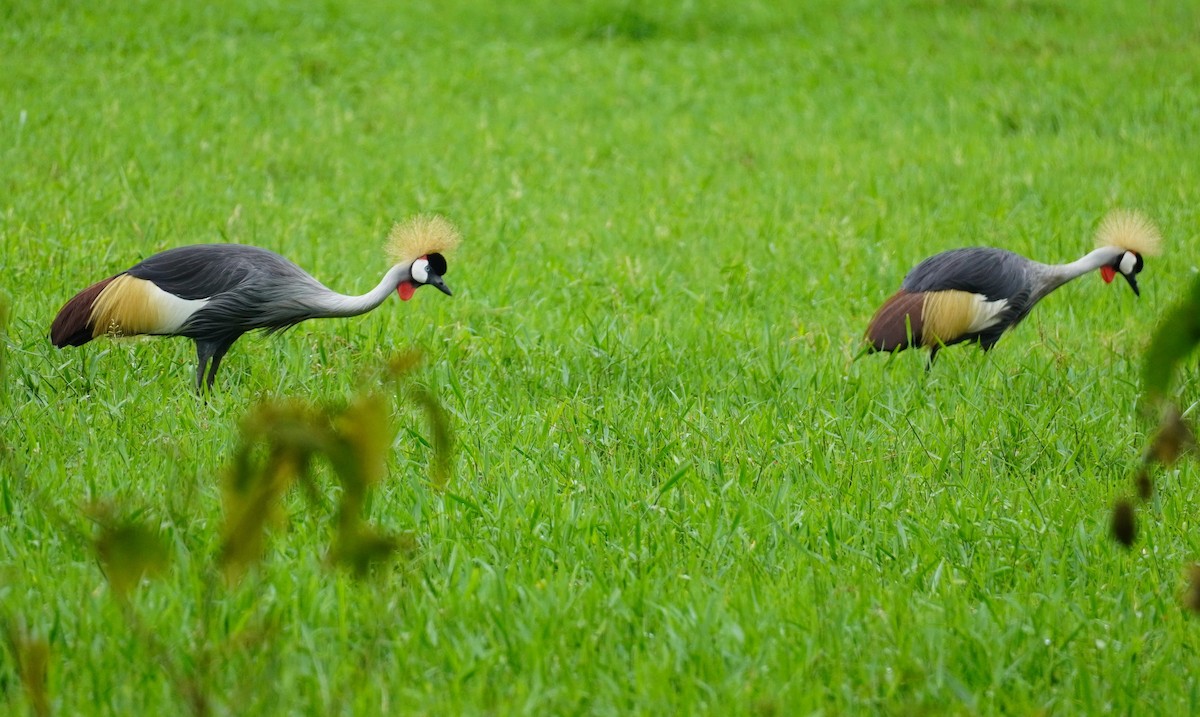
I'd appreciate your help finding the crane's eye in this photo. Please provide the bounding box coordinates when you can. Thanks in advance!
[411,259,430,284]
[1119,251,1138,276]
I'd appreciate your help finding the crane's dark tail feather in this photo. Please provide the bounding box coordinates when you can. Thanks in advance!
[50,277,118,347]
[865,290,925,352]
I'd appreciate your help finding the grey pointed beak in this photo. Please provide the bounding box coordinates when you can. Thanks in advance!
[1122,272,1140,297]
[427,273,453,296]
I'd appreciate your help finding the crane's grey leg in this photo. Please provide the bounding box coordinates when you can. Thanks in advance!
[206,349,228,391]
[195,343,213,393]
[196,337,238,392]
[194,339,230,394]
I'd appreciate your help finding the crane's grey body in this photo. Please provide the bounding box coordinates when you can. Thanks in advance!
[867,243,1134,358]
[130,245,328,337]
[904,247,1087,305]
[900,247,1081,348]
[50,241,452,391]
[123,245,350,388]
[130,245,319,333]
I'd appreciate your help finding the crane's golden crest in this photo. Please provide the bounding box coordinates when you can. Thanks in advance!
[1095,209,1162,257]
[386,215,462,266]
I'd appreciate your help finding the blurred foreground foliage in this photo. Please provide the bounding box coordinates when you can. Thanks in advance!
[220,391,411,580]
[111,351,450,590]
[3,280,45,714]
[4,351,451,715]
[89,502,172,597]
[3,619,50,717]
[1112,274,1200,610]
[0,295,9,389]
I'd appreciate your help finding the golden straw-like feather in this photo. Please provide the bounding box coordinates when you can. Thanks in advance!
[90,275,162,338]
[1095,209,1162,256]
[921,290,977,346]
[385,215,462,265]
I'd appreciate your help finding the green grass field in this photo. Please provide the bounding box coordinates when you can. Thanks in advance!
[3,0,1200,713]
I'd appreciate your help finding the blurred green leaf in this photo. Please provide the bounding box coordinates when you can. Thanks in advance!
[217,354,449,580]
[383,351,454,489]
[1135,467,1154,501]
[1124,273,1200,537]
[1142,273,1200,404]
[0,295,9,388]
[331,394,391,493]
[1111,499,1136,548]
[1185,564,1200,614]
[408,386,454,490]
[1145,406,1197,468]
[3,619,50,717]
[326,394,393,570]
[384,350,423,382]
[89,504,170,597]
[329,527,416,578]
[218,401,325,581]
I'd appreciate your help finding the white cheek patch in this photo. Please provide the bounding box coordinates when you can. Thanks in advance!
[411,259,430,284]
[1119,252,1137,275]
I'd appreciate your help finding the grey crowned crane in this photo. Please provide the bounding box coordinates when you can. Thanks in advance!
[865,209,1161,361]
[50,215,460,391]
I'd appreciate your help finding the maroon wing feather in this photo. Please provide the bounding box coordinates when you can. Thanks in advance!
[865,290,926,352]
[50,276,119,347]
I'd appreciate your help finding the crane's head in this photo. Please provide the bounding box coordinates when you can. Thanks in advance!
[1100,251,1144,296]
[1094,209,1162,299]
[386,214,461,302]
[397,253,451,301]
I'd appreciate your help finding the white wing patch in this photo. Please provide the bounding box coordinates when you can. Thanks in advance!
[153,285,210,333]
[966,295,1009,333]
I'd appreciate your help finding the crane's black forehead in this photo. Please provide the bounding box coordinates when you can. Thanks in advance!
[428,253,447,274]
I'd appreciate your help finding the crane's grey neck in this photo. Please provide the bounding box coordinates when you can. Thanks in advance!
[308,264,410,318]
[1030,246,1124,303]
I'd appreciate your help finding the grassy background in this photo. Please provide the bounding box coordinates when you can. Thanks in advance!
[3,0,1200,713]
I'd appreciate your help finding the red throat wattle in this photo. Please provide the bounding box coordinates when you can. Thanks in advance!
[398,281,415,301]
[1100,266,1116,284]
